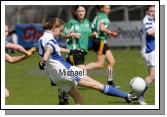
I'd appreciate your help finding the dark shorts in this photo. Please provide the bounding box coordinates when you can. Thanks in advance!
[92,38,109,55]
[66,53,85,66]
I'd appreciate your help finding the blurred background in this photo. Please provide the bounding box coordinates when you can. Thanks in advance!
[5,5,145,50]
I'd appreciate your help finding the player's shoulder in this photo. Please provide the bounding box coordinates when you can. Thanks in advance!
[65,18,78,27]
[143,15,153,24]
[84,18,90,23]
[98,12,107,18]
[43,31,54,39]
[39,31,54,43]
[68,18,78,24]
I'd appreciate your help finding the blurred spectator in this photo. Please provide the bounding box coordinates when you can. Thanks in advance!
[6,30,18,53]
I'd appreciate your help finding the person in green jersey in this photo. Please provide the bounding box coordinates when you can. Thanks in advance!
[86,5,119,88]
[57,5,97,105]
[64,5,96,70]
[5,25,36,98]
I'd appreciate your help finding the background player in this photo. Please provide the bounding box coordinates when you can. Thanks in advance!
[139,5,155,105]
[59,5,97,104]
[38,17,137,104]
[5,25,36,98]
[5,25,31,56]
[85,5,118,88]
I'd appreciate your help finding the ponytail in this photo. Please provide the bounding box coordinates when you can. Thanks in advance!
[43,22,49,30]
[43,18,64,31]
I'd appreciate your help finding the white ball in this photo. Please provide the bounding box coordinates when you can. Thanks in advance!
[130,77,146,93]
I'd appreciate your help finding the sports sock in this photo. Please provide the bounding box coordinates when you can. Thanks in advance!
[102,85,128,98]
[107,80,114,85]
[140,83,149,98]
[107,67,113,81]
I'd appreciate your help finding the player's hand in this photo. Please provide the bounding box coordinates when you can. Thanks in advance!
[77,49,87,55]
[39,60,46,70]
[71,33,81,39]
[110,31,118,37]
[69,49,87,56]
[69,49,81,55]
[25,47,37,57]
[69,49,77,55]
[92,32,98,38]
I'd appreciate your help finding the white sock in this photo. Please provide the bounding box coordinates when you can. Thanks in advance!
[108,68,113,81]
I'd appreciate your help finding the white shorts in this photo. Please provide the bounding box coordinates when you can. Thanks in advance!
[141,50,155,68]
[46,59,84,92]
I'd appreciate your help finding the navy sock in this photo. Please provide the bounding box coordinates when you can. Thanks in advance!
[102,85,128,98]
[140,84,149,98]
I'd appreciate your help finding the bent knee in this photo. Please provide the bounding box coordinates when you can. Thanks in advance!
[5,89,9,98]
[97,63,104,68]
[109,59,116,65]
[151,75,155,80]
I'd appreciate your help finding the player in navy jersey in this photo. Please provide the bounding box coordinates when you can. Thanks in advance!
[139,5,155,105]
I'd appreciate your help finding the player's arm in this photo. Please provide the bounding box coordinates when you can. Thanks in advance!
[43,46,52,62]
[99,23,117,36]
[39,45,75,69]
[6,43,30,56]
[147,27,155,36]
[39,46,52,70]
[63,22,81,39]
[144,19,155,37]
[90,31,98,38]
[42,46,70,59]
[63,32,81,39]
[60,47,70,54]
[5,53,27,63]
[60,47,82,55]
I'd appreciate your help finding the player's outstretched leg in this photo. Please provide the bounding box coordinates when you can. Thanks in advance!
[5,88,9,98]
[78,75,138,103]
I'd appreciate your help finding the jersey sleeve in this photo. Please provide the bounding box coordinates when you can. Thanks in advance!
[63,22,74,35]
[46,39,60,54]
[98,14,110,27]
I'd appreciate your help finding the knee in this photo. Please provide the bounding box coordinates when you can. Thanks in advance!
[150,75,155,80]
[109,59,116,66]
[150,71,155,80]
[113,59,116,64]
[5,88,9,98]
[97,63,104,68]
[75,95,84,105]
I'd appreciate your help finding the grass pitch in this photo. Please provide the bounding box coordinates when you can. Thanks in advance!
[5,49,155,105]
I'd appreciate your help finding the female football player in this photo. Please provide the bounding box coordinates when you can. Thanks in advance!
[5,25,31,56]
[38,17,137,104]
[64,5,97,72]
[60,5,97,104]
[139,5,155,105]
[85,5,118,88]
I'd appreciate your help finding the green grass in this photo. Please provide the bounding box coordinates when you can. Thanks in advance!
[5,49,155,105]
